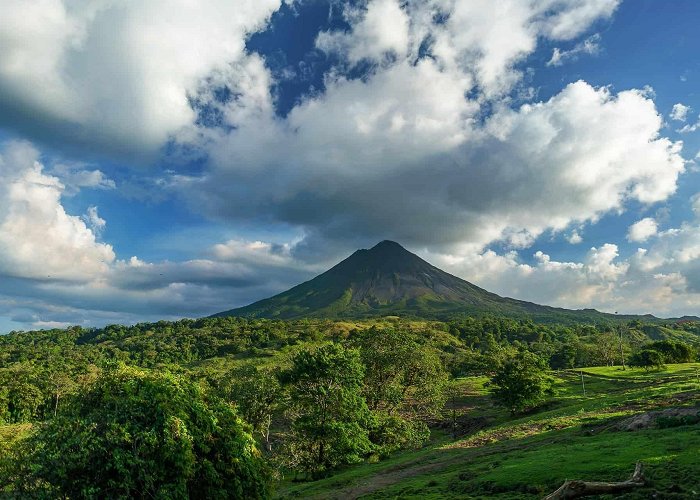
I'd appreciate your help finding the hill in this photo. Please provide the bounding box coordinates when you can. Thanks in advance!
[214,240,688,324]
[279,363,700,499]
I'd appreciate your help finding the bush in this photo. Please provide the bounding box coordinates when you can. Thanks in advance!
[644,340,695,363]
[629,348,666,371]
[13,366,270,499]
[368,412,430,458]
[490,351,554,414]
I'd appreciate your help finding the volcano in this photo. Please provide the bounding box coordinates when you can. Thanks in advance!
[212,240,667,323]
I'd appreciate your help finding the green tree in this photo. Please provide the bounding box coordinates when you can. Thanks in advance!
[593,331,620,366]
[282,343,372,478]
[629,348,666,371]
[221,365,282,451]
[350,327,448,417]
[491,351,554,414]
[549,343,578,369]
[349,327,447,455]
[644,340,694,363]
[0,366,45,424]
[14,366,270,499]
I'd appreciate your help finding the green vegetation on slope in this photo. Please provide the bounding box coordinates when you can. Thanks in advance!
[279,364,700,499]
[215,241,693,324]
[0,315,698,497]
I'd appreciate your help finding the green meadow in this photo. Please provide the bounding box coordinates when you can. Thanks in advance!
[278,364,700,499]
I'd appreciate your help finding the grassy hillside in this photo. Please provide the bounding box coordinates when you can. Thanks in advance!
[278,364,700,499]
[1,317,697,497]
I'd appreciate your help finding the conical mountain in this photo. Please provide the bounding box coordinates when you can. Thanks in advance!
[213,240,647,323]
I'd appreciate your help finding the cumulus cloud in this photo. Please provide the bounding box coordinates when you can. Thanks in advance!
[547,33,601,67]
[691,193,700,216]
[191,79,683,257]
[670,103,691,122]
[5,0,700,326]
[424,192,700,317]
[567,231,583,244]
[82,206,106,236]
[313,0,619,98]
[0,232,320,330]
[166,0,674,261]
[0,0,283,159]
[0,140,319,328]
[51,162,115,195]
[0,141,115,281]
[316,0,410,64]
[627,217,658,242]
[424,241,697,317]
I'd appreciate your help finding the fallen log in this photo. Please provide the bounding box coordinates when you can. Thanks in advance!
[543,462,645,500]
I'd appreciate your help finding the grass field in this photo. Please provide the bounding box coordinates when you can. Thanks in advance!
[278,364,700,499]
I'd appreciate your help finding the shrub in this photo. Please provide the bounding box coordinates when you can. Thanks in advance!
[490,351,554,414]
[629,348,666,371]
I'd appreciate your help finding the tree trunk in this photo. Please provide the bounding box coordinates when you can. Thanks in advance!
[543,462,645,500]
[318,440,325,469]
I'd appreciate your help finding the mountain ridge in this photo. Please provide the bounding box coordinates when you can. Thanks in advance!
[213,241,696,324]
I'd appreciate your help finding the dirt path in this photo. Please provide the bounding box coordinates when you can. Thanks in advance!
[322,458,454,499]
[305,437,564,499]
[304,452,464,500]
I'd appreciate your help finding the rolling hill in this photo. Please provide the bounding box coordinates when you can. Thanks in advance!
[214,240,688,324]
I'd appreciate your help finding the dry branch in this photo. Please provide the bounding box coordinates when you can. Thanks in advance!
[543,462,645,500]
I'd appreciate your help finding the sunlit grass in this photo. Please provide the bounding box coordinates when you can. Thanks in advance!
[277,363,700,499]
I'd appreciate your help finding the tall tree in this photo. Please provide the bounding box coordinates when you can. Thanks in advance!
[282,343,371,478]
[350,327,448,418]
[221,365,282,451]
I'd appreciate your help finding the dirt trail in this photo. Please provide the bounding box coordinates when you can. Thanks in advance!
[305,437,564,499]
[313,456,457,500]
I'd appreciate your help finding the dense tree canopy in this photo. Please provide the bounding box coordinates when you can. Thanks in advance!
[13,366,271,499]
[0,315,698,495]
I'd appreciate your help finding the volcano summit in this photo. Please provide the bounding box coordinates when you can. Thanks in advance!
[214,241,655,323]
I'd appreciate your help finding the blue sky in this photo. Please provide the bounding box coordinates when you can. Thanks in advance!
[1,0,700,332]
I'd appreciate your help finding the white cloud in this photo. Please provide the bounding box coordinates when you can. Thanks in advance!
[627,217,658,242]
[670,103,691,122]
[0,232,320,330]
[51,162,115,195]
[567,231,583,244]
[316,0,410,64]
[428,244,628,311]
[82,206,106,235]
[677,114,700,133]
[7,0,700,325]
[547,33,601,67]
[424,241,696,317]
[426,199,700,317]
[0,141,115,281]
[312,0,619,98]
[0,139,319,327]
[0,0,283,158]
[165,0,672,259]
[193,79,683,256]
[691,192,700,216]
[428,0,618,97]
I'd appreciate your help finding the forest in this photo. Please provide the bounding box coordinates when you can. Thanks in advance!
[0,315,698,498]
